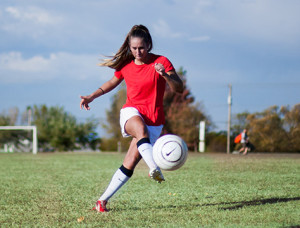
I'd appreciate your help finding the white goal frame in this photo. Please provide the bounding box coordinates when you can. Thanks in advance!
[0,126,38,154]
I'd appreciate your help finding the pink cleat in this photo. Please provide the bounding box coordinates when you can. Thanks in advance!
[92,200,108,212]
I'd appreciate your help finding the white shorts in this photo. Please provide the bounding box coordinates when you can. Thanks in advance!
[120,107,163,145]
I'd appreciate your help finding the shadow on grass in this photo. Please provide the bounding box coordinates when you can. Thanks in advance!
[114,196,300,212]
[155,196,300,211]
[218,197,300,210]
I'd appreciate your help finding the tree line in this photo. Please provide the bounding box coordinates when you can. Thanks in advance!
[99,67,300,152]
[0,105,100,152]
[231,104,300,152]
[1,67,299,152]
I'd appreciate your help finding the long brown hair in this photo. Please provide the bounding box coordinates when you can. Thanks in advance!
[99,25,153,70]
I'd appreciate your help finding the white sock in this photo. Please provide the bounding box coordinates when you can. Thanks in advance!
[99,168,130,201]
[137,142,158,170]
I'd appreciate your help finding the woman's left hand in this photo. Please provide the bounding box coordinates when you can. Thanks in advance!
[154,63,166,76]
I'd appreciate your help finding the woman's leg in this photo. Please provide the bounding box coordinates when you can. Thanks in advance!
[94,110,163,212]
[125,116,158,170]
[125,116,164,182]
[124,115,148,141]
[123,138,142,169]
[94,139,141,212]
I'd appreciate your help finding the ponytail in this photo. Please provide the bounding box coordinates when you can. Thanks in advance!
[99,25,153,70]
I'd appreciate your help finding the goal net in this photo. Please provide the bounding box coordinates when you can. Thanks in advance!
[0,126,38,154]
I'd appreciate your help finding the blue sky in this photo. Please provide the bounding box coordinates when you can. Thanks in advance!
[1,0,300,135]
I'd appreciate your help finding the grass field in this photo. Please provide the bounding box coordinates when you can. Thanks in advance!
[0,152,299,227]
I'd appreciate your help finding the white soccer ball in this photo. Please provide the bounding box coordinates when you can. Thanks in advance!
[153,134,188,171]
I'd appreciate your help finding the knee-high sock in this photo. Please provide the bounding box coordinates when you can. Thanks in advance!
[99,165,133,201]
[137,138,158,170]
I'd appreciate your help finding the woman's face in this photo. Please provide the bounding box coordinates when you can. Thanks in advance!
[129,37,149,63]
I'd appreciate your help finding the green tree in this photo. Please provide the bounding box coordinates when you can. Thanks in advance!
[76,118,101,150]
[29,105,100,151]
[231,104,300,152]
[0,107,19,126]
[101,83,131,151]
[232,111,250,136]
[163,67,210,151]
[102,83,126,139]
[246,106,288,152]
[0,108,27,148]
[206,131,227,152]
[281,104,300,152]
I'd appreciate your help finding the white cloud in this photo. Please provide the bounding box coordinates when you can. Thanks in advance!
[1,5,64,39]
[5,6,61,25]
[0,52,110,84]
[152,19,183,38]
[5,7,21,19]
[1,1,299,50]
[0,52,53,72]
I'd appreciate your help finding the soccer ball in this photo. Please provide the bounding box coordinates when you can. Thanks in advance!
[153,134,188,171]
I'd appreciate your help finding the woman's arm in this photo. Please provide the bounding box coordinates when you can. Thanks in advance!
[154,63,183,93]
[80,76,123,110]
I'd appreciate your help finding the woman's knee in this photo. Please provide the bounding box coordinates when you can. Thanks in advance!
[125,116,148,138]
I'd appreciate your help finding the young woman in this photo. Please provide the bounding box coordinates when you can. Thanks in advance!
[80,24,183,212]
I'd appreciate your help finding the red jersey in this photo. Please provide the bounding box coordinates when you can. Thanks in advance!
[114,54,175,126]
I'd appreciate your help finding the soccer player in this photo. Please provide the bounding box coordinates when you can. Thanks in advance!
[80,24,183,212]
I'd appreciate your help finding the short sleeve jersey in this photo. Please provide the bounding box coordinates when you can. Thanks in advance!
[114,54,175,126]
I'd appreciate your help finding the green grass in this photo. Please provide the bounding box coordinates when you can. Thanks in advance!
[0,152,299,227]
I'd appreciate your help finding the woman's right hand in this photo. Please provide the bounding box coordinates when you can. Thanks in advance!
[80,95,94,110]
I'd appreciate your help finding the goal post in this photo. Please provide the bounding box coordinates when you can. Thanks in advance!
[0,126,38,154]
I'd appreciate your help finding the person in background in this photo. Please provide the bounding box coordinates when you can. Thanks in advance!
[239,129,249,155]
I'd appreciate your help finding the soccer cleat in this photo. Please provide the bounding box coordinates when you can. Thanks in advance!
[92,200,108,212]
[149,168,165,183]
